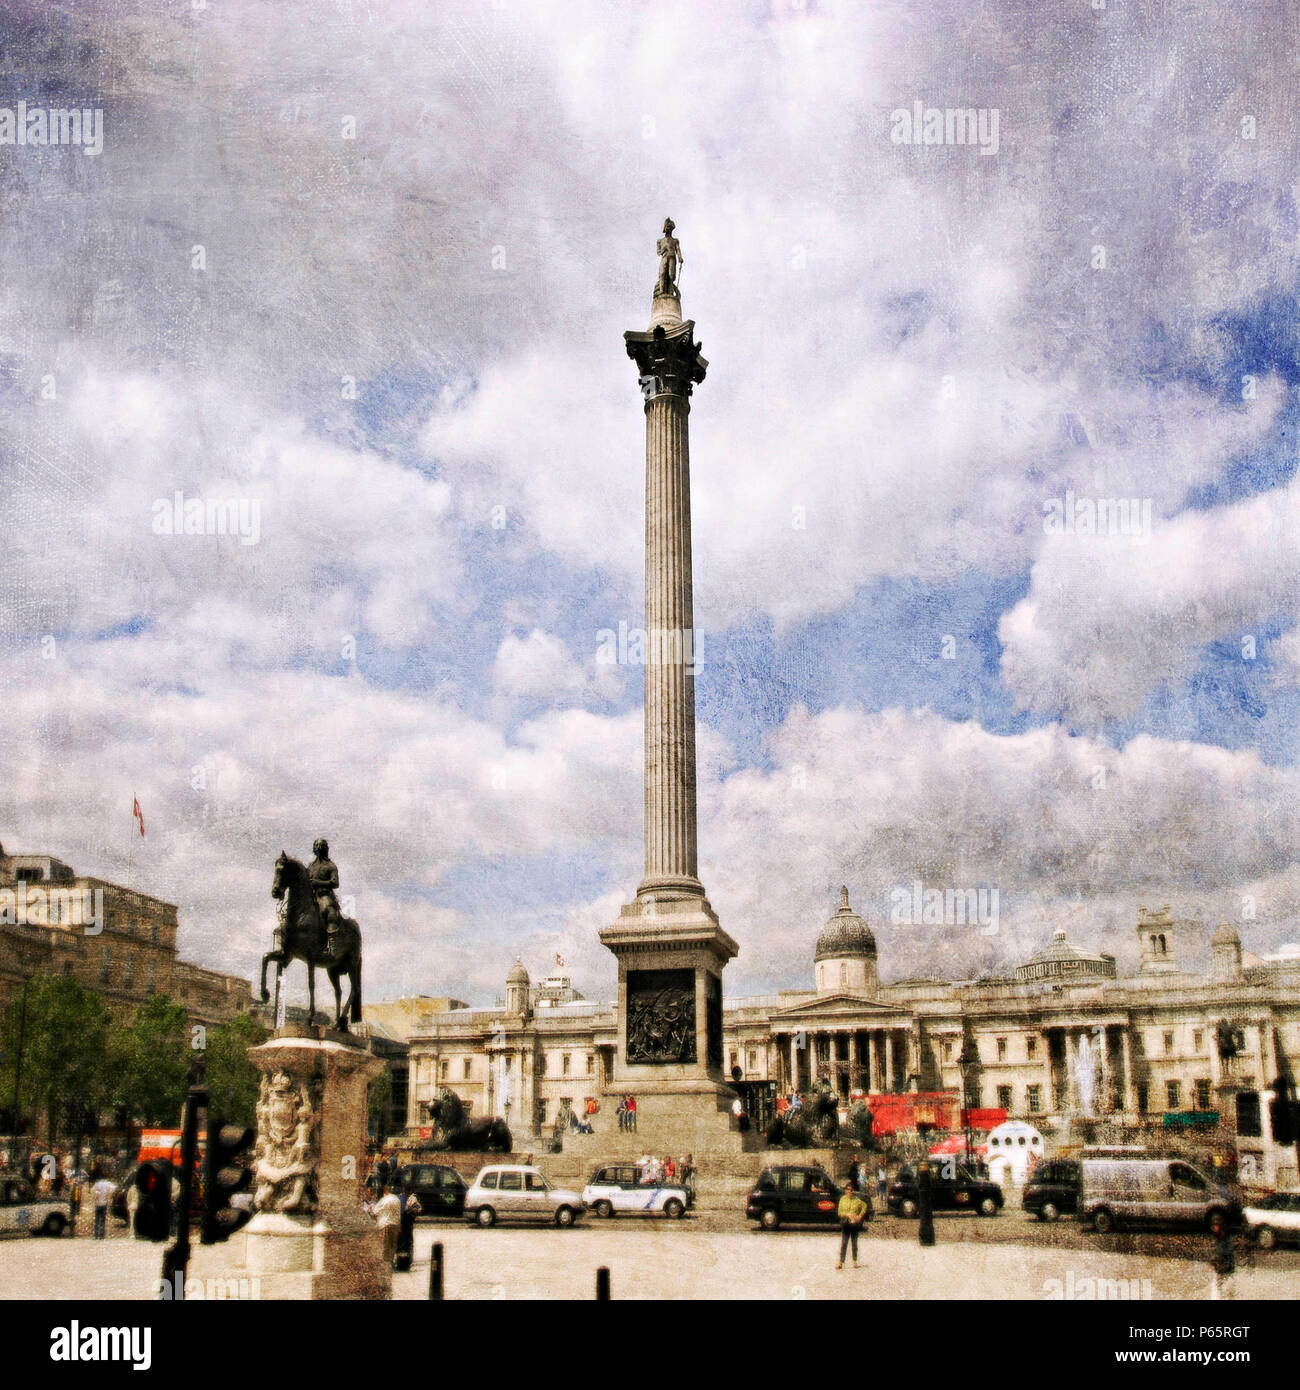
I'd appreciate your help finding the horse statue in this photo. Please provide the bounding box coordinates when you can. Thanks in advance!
[424,1090,512,1153]
[260,850,363,1032]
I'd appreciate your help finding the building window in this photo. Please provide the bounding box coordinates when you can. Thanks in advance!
[562,1053,571,1076]
[996,1037,1007,1061]
[747,1049,757,1074]
[1166,1080,1181,1110]
[537,1053,547,1077]
[62,960,73,977]
[1195,1079,1211,1110]
[99,947,110,984]
[1163,1030,1174,1055]
[146,959,156,994]
[840,963,848,987]
[150,922,158,944]
[1026,1085,1042,1114]
[439,1060,448,1081]
[730,1050,738,1072]
[1237,1091,1262,1137]
[1136,1084,1149,1114]
[1026,1036,1038,1059]
[1193,1029,1203,1052]
[586,1053,594,1075]
[123,954,135,989]
[997,1085,1013,1110]
[942,1040,953,1062]
[462,1058,472,1080]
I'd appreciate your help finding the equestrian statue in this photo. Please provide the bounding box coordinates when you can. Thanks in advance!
[260,839,363,1032]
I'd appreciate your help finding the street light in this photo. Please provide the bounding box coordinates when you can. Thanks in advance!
[955,1038,980,1169]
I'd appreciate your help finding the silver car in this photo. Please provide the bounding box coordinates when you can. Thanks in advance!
[465,1164,585,1228]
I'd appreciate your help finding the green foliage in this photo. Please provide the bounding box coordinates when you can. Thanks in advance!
[203,1013,267,1129]
[0,974,111,1140]
[110,994,191,1128]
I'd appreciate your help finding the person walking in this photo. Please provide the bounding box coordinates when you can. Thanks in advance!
[836,1179,869,1269]
[876,1160,888,1203]
[373,1182,402,1266]
[91,1171,115,1240]
[681,1154,696,1202]
[626,1094,637,1133]
[617,1096,628,1133]
[394,1179,421,1272]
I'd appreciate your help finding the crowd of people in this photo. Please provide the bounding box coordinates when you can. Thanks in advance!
[635,1152,694,1194]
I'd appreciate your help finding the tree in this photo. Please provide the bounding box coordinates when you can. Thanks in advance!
[110,995,191,1128]
[204,1013,267,1129]
[0,975,111,1143]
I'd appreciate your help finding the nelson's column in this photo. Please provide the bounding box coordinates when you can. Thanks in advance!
[598,219,742,1152]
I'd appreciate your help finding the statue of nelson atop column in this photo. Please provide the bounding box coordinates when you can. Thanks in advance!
[655,217,683,297]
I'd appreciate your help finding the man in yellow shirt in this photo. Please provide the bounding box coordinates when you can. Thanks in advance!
[836,1182,869,1268]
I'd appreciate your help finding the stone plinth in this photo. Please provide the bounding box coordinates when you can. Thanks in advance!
[598,893,744,1154]
[191,1027,391,1301]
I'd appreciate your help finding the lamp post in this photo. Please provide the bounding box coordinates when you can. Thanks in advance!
[956,1038,980,1169]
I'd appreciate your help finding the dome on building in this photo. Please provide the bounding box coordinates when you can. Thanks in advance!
[506,958,530,985]
[814,887,877,963]
[1211,922,1240,947]
[1014,927,1117,984]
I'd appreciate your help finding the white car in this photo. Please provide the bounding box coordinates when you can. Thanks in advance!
[1244,1191,1300,1249]
[582,1165,690,1219]
[464,1164,585,1228]
[0,1177,70,1238]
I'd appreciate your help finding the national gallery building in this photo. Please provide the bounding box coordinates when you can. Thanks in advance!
[399,892,1300,1186]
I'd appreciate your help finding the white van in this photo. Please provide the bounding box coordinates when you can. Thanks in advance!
[1080,1157,1239,1236]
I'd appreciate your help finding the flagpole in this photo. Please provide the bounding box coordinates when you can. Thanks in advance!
[126,794,134,890]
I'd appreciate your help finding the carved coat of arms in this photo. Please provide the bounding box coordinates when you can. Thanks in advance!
[253,1070,322,1214]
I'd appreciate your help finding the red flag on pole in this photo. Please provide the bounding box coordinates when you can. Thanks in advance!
[132,797,146,838]
[556,953,565,969]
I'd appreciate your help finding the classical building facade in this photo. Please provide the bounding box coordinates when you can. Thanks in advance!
[0,846,252,1028]
[405,894,1300,1185]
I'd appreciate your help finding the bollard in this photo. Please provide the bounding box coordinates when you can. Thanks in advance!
[917,1159,935,1248]
[596,1266,611,1301]
[428,1241,444,1300]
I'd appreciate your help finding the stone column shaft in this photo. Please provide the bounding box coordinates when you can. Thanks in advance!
[641,391,698,892]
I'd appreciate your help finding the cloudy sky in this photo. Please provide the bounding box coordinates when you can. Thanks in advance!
[2,0,1299,1008]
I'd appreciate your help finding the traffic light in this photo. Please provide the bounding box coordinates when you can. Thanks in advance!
[134,1160,173,1243]
[201,1119,254,1244]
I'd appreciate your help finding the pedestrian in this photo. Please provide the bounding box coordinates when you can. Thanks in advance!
[395,1179,421,1272]
[126,1175,140,1234]
[681,1154,695,1200]
[627,1094,637,1133]
[876,1160,888,1203]
[91,1170,115,1240]
[1210,1229,1236,1300]
[617,1096,628,1133]
[373,1182,402,1266]
[836,1178,869,1269]
[664,1156,676,1182]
